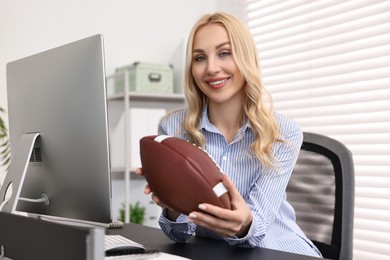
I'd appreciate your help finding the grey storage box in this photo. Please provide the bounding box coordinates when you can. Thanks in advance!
[115,62,174,94]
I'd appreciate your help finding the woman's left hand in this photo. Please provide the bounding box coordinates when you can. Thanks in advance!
[187,174,253,238]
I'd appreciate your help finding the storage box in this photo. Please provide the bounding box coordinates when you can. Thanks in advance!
[114,62,174,94]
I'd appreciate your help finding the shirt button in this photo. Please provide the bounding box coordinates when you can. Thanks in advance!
[222,156,228,161]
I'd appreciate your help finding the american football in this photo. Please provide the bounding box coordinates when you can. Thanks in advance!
[139,135,231,215]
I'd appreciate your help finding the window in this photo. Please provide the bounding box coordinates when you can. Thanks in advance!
[242,1,390,259]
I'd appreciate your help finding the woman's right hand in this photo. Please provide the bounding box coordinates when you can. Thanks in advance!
[135,167,161,204]
[135,168,181,221]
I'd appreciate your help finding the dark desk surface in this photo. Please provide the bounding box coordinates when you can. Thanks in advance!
[107,223,323,260]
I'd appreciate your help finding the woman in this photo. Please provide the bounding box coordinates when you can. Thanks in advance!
[137,12,323,258]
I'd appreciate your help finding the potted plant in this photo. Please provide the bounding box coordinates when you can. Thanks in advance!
[119,202,146,224]
[0,106,10,171]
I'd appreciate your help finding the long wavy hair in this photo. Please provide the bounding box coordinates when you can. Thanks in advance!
[183,12,280,167]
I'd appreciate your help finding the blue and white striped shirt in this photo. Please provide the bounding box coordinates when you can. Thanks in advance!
[157,107,322,258]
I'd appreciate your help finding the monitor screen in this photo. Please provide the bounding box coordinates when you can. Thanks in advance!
[0,34,112,225]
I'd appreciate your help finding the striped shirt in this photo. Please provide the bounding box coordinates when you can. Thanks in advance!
[157,107,323,258]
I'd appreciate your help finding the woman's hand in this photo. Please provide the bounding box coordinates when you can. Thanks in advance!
[135,168,167,207]
[187,174,253,238]
[135,168,181,221]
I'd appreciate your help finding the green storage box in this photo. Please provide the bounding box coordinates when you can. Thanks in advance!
[114,62,174,94]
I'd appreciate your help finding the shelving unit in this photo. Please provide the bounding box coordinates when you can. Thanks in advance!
[106,71,185,224]
[108,91,185,103]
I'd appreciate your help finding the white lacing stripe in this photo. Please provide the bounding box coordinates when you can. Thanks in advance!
[154,135,172,143]
[212,182,228,197]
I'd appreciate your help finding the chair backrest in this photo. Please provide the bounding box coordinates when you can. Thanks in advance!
[286,132,355,260]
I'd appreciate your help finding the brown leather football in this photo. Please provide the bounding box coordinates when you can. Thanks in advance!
[139,135,231,215]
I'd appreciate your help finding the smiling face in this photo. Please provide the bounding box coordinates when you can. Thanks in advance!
[191,23,246,107]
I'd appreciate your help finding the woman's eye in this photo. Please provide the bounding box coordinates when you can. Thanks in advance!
[219,50,231,57]
[194,55,206,62]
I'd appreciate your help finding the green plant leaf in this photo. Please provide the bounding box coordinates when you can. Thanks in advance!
[0,106,10,170]
[118,202,146,224]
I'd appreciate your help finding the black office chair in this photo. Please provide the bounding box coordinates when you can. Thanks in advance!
[286,132,355,260]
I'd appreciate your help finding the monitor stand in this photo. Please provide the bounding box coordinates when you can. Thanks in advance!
[0,132,122,229]
[0,132,41,213]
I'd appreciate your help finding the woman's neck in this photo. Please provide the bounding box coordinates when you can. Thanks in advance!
[208,95,244,143]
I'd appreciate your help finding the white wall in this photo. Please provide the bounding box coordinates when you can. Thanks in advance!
[0,0,241,168]
[0,0,242,222]
[0,0,241,109]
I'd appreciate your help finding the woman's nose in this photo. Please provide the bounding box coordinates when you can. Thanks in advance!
[206,57,220,75]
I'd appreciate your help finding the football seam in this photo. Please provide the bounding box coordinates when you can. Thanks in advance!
[161,140,224,197]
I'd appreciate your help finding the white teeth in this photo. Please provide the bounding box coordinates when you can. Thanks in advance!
[209,79,227,86]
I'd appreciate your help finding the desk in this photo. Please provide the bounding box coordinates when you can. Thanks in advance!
[107,223,324,260]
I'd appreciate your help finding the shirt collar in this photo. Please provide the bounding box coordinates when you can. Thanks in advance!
[198,105,252,134]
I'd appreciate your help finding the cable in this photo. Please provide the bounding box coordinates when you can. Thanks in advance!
[108,220,124,229]
[19,197,45,203]
[19,193,50,205]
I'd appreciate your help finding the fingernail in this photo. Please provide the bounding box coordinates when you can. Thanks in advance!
[189,213,197,219]
[198,204,206,210]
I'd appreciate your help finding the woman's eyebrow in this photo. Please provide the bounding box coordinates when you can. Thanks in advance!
[215,41,230,49]
[192,48,204,54]
[192,41,231,54]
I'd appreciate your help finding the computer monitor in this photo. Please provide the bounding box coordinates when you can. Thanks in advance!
[0,34,112,226]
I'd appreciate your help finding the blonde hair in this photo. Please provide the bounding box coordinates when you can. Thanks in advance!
[183,12,280,167]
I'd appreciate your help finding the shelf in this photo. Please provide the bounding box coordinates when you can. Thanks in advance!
[106,72,185,223]
[108,92,185,103]
[111,168,144,181]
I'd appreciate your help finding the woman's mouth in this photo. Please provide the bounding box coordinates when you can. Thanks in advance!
[207,78,229,89]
